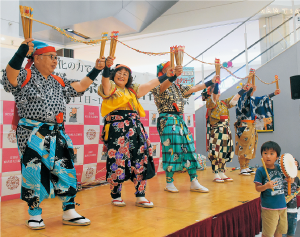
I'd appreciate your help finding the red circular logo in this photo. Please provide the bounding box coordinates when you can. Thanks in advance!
[86,129,96,140]
[6,176,20,190]
[86,167,94,179]
[8,130,17,143]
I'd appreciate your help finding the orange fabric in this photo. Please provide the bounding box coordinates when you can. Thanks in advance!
[33,46,56,56]
[220,115,228,120]
[162,61,170,71]
[158,61,170,77]
[241,120,254,123]
[128,87,137,96]
[21,69,65,88]
[21,69,32,88]
[55,112,64,123]
[116,64,132,72]
[172,103,179,112]
[51,74,65,87]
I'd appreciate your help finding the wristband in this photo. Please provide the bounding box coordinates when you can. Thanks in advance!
[204,80,214,88]
[102,66,111,78]
[158,73,169,84]
[87,67,101,81]
[269,92,275,98]
[246,87,253,96]
[213,83,219,94]
[8,44,29,70]
[168,75,177,83]
[238,89,247,96]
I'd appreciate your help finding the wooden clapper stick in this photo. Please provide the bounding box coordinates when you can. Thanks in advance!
[261,158,275,192]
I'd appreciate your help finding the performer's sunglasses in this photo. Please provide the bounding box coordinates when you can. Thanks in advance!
[41,54,59,61]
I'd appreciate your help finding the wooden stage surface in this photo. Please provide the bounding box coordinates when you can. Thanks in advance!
[1,168,261,237]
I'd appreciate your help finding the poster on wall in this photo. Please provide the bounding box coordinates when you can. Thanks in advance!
[256,101,274,132]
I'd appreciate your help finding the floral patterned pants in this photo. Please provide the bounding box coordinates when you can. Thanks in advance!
[102,110,155,199]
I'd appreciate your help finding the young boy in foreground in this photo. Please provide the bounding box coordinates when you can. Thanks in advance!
[254,141,287,237]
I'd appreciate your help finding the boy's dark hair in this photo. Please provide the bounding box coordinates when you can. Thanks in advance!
[260,141,281,157]
[295,158,299,169]
[109,65,133,88]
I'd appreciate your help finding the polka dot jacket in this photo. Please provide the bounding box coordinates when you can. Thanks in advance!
[2,65,85,123]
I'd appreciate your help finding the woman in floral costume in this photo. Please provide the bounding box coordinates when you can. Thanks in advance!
[98,57,182,207]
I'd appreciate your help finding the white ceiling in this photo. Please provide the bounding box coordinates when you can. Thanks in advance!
[2,0,300,84]
[73,0,273,77]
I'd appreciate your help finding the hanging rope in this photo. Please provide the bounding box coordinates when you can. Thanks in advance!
[255,75,277,85]
[22,14,277,85]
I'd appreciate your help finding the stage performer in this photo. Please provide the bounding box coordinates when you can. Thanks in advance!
[235,84,280,176]
[2,39,104,229]
[151,61,214,193]
[204,82,250,183]
[98,59,183,207]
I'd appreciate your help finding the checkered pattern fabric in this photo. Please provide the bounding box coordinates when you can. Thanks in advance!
[207,119,234,173]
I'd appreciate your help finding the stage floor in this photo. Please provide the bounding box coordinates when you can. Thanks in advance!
[1,168,261,237]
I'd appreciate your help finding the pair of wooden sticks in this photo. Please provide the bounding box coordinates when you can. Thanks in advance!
[170,46,185,68]
[99,31,119,58]
[20,5,33,39]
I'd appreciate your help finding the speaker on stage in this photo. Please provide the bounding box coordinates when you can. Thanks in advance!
[290,75,300,100]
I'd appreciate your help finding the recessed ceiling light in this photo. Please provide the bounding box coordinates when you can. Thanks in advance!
[64,28,90,39]
[1,37,5,40]
[263,25,267,28]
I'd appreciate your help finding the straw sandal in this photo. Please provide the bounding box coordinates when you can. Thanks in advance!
[164,187,179,193]
[222,177,233,182]
[62,216,91,226]
[111,199,126,207]
[25,219,45,230]
[135,201,154,208]
[213,178,224,183]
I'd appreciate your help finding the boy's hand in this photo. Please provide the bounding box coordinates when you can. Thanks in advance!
[265,180,278,189]
[285,177,295,183]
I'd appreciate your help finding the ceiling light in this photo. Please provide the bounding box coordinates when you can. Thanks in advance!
[263,25,266,28]
[64,28,90,39]
[1,37,5,40]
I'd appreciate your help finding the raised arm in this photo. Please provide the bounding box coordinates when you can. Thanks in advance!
[99,56,114,96]
[212,82,220,102]
[184,75,217,95]
[137,67,182,98]
[232,83,250,101]
[70,56,107,92]
[268,89,281,98]
[159,65,183,94]
[6,38,34,87]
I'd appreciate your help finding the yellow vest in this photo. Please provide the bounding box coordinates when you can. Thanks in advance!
[98,81,145,118]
